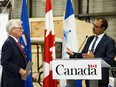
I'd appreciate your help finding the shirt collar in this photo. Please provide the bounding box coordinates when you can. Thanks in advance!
[10,35,18,43]
[95,33,105,38]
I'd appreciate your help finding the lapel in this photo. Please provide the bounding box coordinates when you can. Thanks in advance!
[88,36,94,45]
[9,36,27,63]
[94,34,107,53]
[86,36,94,51]
[9,36,23,55]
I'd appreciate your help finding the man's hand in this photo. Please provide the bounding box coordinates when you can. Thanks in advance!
[19,68,26,77]
[66,48,74,56]
[82,50,94,58]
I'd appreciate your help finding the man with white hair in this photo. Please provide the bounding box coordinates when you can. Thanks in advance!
[1,19,27,87]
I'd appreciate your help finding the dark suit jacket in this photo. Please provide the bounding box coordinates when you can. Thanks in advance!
[72,34,116,85]
[1,36,26,87]
[73,34,116,66]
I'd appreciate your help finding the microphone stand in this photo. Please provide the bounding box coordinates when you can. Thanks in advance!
[78,35,88,52]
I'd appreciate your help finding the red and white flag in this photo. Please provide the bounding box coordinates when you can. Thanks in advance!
[43,0,57,87]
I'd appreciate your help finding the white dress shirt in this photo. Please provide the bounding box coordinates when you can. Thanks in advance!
[88,33,105,53]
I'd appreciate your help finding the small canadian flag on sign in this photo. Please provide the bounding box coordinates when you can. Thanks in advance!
[90,64,97,68]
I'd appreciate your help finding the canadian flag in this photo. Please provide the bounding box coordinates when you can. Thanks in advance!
[43,0,57,87]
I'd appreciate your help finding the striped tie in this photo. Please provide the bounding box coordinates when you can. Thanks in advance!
[17,42,27,63]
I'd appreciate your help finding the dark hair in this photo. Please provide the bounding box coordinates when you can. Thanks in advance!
[96,18,108,30]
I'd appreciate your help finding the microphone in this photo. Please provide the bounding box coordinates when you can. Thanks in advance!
[78,35,88,52]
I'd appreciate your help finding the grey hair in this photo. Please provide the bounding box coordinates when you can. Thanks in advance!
[6,19,22,35]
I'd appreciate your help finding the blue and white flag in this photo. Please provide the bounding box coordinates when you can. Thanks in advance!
[19,0,33,87]
[62,0,78,59]
[61,0,82,87]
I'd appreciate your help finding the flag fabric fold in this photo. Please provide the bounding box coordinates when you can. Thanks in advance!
[43,0,57,87]
[61,0,82,87]
[62,0,78,59]
[20,0,33,87]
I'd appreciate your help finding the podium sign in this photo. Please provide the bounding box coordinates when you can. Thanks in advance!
[52,59,101,80]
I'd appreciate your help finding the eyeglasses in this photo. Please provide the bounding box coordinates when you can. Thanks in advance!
[93,23,102,28]
[14,27,23,30]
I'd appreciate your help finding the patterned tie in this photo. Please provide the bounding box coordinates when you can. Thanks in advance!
[17,42,27,63]
[91,36,98,52]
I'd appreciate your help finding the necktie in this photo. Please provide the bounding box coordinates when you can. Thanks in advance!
[91,36,98,52]
[17,42,27,63]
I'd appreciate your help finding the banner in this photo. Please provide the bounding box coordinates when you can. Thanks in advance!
[52,59,101,80]
[43,0,58,87]
[0,13,8,87]
[20,0,33,87]
[0,14,8,59]
[61,0,80,87]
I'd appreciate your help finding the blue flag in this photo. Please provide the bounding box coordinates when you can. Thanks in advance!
[20,0,33,87]
[62,0,82,87]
